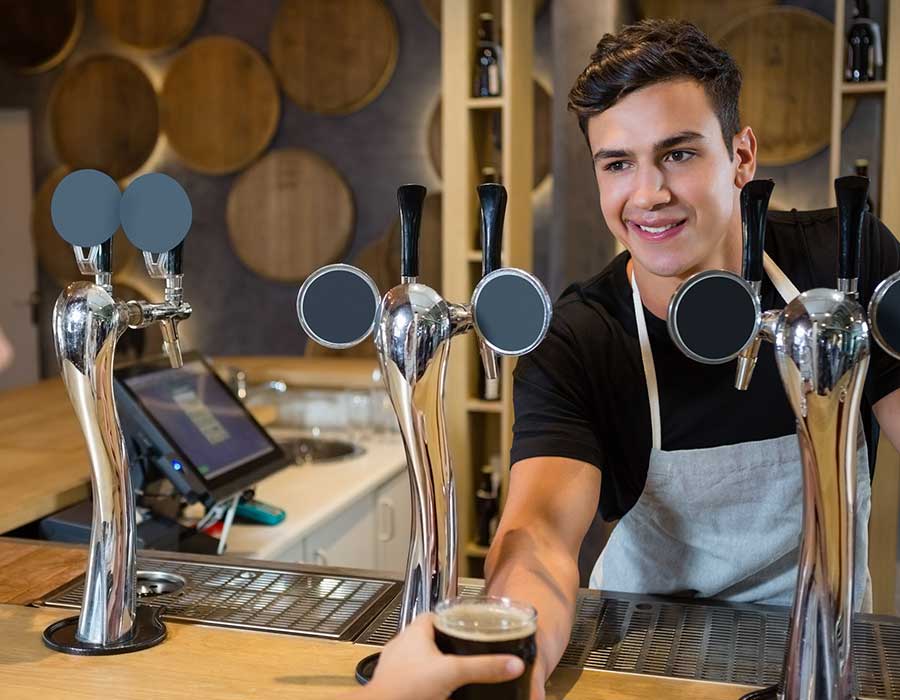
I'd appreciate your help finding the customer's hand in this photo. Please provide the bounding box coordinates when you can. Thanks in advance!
[351,612,524,700]
[0,326,13,373]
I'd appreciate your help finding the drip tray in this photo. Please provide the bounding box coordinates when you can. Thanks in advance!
[39,556,400,642]
[357,584,900,699]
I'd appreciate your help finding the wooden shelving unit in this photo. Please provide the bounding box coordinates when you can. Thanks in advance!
[442,0,535,576]
[829,0,900,614]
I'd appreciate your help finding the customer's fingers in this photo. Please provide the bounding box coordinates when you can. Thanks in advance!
[448,654,524,686]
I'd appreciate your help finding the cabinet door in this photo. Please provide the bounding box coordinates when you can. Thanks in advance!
[375,470,412,574]
[303,494,377,570]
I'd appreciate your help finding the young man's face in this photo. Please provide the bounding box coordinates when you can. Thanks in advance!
[587,78,755,279]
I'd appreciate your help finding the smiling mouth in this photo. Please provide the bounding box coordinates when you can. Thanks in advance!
[626,219,688,242]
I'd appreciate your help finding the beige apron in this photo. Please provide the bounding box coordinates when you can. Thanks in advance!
[590,255,872,610]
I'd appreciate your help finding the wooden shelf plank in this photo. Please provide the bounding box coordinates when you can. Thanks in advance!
[467,250,482,262]
[467,96,504,109]
[466,398,503,413]
[464,541,490,557]
[841,80,887,95]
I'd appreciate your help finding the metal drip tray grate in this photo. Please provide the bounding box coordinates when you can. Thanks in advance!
[40,556,400,641]
[358,587,900,699]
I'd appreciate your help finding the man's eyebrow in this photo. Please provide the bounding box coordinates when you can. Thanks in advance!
[592,131,706,162]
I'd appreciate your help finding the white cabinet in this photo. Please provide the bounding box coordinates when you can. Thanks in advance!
[303,494,377,570]
[268,469,411,573]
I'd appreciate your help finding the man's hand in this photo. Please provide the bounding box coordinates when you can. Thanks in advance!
[530,656,547,700]
[349,612,525,700]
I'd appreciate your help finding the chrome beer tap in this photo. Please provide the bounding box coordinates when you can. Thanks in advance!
[42,170,192,655]
[297,183,552,636]
[668,177,900,700]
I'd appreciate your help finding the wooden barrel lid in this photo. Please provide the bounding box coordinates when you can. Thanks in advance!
[161,36,279,175]
[33,167,137,287]
[306,193,442,359]
[50,54,158,180]
[226,149,355,283]
[0,0,84,74]
[714,7,853,166]
[420,0,547,27]
[638,0,774,35]
[93,0,204,51]
[428,79,552,189]
[269,0,398,115]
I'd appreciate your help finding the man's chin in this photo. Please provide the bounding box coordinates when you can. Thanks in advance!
[632,255,697,280]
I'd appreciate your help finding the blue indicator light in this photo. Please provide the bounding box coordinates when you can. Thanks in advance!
[172,460,183,471]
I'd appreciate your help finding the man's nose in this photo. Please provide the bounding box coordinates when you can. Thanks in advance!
[630,166,671,210]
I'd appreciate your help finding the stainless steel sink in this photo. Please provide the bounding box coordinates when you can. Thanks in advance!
[275,435,363,464]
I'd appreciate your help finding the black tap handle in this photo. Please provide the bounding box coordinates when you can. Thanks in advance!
[96,239,113,275]
[397,185,426,279]
[835,175,868,282]
[740,179,775,284]
[477,183,507,276]
[168,242,184,276]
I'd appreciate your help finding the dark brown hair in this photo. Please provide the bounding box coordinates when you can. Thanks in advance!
[568,20,742,156]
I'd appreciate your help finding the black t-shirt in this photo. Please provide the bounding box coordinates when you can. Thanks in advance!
[511,209,900,522]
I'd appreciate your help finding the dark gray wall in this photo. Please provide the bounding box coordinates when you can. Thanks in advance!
[0,0,553,376]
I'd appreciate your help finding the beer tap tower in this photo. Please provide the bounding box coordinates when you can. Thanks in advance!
[668,177,900,700]
[42,170,193,655]
[297,183,552,674]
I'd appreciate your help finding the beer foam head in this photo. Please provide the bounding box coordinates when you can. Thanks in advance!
[434,598,537,642]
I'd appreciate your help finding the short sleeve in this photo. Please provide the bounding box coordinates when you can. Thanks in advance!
[863,214,900,404]
[509,311,605,470]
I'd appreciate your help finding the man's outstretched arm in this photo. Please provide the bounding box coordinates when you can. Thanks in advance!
[485,456,601,700]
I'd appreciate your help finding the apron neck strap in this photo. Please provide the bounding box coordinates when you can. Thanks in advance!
[631,268,662,450]
[631,254,799,452]
[762,252,800,303]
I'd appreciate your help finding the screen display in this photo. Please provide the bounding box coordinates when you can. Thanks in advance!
[121,360,275,482]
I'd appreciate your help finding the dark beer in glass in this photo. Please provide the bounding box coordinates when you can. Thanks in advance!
[434,596,537,700]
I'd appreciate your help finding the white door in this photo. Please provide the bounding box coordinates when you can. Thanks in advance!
[0,110,39,390]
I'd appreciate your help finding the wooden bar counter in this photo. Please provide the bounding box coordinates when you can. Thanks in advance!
[0,538,759,700]
[0,357,380,535]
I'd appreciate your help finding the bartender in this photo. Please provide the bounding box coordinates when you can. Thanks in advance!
[484,19,900,700]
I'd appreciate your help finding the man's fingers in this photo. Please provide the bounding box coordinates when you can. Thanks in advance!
[449,654,525,686]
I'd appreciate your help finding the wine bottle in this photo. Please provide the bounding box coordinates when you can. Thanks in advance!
[475,465,499,546]
[846,0,883,82]
[853,159,876,214]
[473,13,502,97]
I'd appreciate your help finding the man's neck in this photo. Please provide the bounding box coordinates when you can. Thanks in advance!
[626,237,744,321]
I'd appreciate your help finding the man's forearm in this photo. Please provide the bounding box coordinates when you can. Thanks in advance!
[484,524,580,679]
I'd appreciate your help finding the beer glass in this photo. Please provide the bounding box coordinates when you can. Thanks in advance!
[434,596,537,700]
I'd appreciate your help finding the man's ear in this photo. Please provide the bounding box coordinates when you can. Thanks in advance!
[732,126,757,188]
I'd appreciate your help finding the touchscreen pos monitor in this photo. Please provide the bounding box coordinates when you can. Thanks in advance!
[114,352,290,507]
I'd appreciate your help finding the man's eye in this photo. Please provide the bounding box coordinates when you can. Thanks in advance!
[603,160,628,172]
[666,150,694,163]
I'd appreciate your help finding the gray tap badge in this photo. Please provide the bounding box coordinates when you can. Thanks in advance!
[50,169,121,247]
[120,173,192,253]
[297,264,381,348]
[870,270,900,360]
[472,268,552,356]
[667,271,761,364]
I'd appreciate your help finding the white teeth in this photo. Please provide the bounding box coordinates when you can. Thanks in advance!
[636,222,680,234]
